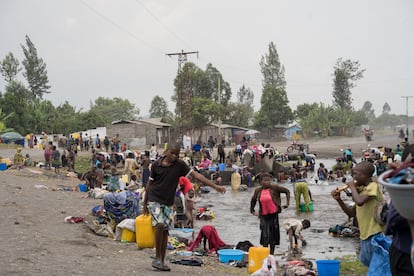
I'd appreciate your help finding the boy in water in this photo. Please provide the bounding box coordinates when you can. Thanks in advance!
[283,218,311,251]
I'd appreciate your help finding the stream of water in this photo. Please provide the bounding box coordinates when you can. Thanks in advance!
[193,158,360,262]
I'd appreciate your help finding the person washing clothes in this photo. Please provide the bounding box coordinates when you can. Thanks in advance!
[283,218,310,251]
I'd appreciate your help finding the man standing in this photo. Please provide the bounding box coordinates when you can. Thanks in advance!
[112,134,120,152]
[217,140,226,163]
[143,144,226,271]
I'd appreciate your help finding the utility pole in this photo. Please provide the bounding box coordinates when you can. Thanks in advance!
[402,96,413,137]
[166,50,199,143]
[166,49,199,74]
[217,77,221,141]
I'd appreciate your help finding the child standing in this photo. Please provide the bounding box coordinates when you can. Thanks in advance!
[347,161,390,272]
[51,146,61,174]
[283,218,310,250]
[185,189,196,228]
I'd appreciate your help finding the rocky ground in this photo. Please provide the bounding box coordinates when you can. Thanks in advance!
[0,132,401,276]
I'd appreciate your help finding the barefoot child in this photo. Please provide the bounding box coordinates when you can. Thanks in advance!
[283,218,310,250]
[185,189,196,228]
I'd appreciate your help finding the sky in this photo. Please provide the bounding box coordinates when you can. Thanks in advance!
[1,0,413,118]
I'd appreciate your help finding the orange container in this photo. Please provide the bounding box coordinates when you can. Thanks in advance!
[121,228,136,242]
[248,246,270,274]
[135,214,155,249]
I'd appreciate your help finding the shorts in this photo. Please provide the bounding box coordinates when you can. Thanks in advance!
[148,202,175,230]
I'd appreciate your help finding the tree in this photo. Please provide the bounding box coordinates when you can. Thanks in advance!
[149,95,173,122]
[53,101,82,134]
[332,58,365,110]
[295,103,319,120]
[225,85,254,127]
[382,102,391,114]
[0,81,31,134]
[255,42,292,132]
[172,62,203,129]
[299,104,336,137]
[0,52,21,83]
[204,63,231,106]
[88,97,140,125]
[21,35,51,99]
[260,42,286,89]
[192,98,220,141]
[254,86,293,130]
[360,101,376,122]
[172,62,232,133]
[0,108,15,134]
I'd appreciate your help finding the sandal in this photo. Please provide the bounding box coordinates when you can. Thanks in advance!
[152,259,171,271]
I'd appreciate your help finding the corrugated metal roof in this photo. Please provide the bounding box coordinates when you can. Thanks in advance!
[111,118,171,127]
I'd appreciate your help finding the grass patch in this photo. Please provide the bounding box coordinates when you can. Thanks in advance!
[337,255,367,275]
[74,155,92,174]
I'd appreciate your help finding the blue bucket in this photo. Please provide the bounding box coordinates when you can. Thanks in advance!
[78,184,88,192]
[218,163,225,171]
[316,260,340,276]
[0,163,7,171]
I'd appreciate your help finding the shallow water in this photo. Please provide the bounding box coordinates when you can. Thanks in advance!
[194,158,360,261]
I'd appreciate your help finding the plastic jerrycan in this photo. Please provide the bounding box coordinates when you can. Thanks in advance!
[135,214,155,249]
[231,171,241,191]
[248,246,270,274]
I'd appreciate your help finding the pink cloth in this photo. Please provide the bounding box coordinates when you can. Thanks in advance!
[187,225,227,253]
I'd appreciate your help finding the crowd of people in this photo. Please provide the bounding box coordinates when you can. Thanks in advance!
[6,131,414,274]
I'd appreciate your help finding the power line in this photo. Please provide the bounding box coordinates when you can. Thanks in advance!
[134,0,194,50]
[78,0,164,53]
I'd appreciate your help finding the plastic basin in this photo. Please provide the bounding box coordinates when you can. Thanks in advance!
[378,170,414,220]
[217,249,244,263]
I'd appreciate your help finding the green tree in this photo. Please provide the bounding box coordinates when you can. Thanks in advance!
[260,42,286,89]
[89,97,140,125]
[192,98,220,141]
[225,85,254,127]
[0,108,15,134]
[254,86,293,130]
[0,52,21,83]
[204,63,231,106]
[295,103,319,120]
[173,62,202,129]
[21,35,51,100]
[332,58,365,110]
[360,101,376,122]
[149,95,173,122]
[382,102,391,114]
[0,81,31,134]
[299,104,336,137]
[255,42,293,132]
[53,101,81,134]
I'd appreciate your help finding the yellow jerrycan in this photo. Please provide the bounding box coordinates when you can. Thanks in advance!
[231,171,241,191]
[135,214,155,249]
[248,246,270,274]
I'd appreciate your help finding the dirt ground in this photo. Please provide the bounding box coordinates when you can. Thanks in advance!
[0,133,400,275]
